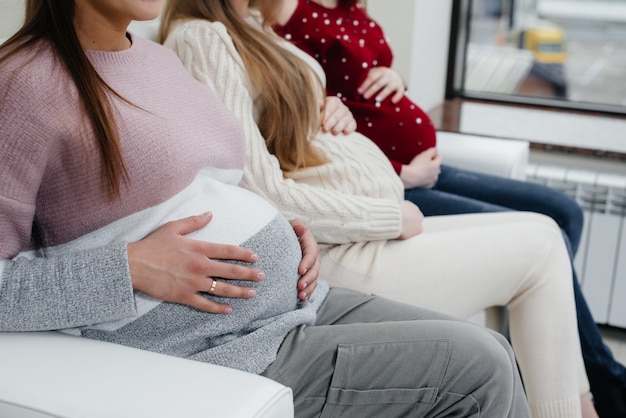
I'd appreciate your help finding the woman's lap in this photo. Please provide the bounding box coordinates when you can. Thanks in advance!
[262,288,529,418]
[405,164,584,254]
[319,211,586,407]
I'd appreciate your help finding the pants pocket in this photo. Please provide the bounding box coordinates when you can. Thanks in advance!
[319,339,451,418]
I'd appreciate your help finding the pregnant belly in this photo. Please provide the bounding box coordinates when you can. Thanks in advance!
[206,213,302,319]
[80,202,303,354]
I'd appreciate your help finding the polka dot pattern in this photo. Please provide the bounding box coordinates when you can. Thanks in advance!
[274,0,437,174]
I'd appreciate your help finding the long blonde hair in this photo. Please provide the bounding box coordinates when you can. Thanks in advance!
[160,0,327,172]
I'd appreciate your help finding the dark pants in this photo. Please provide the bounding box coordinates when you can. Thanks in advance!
[405,164,626,395]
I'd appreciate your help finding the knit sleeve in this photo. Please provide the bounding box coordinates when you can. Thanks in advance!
[164,20,403,244]
[0,243,137,331]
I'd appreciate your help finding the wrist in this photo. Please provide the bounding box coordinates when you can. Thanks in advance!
[399,165,416,188]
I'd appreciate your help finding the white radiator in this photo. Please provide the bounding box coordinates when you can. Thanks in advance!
[526,163,626,328]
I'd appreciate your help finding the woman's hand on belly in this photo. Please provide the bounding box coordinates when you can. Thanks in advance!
[291,220,320,301]
[128,212,264,314]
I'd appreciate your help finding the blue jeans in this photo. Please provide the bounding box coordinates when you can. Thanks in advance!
[405,164,626,395]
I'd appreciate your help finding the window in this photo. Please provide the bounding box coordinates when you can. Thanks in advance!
[448,0,626,115]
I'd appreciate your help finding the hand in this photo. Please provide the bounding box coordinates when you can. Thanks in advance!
[398,200,424,240]
[358,67,406,104]
[400,148,441,189]
[128,212,265,314]
[291,219,320,301]
[320,96,357,135]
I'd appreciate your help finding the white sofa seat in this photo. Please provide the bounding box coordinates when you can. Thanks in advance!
[0,332,293,418]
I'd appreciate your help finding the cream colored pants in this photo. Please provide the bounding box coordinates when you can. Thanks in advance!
[320,211,587,418]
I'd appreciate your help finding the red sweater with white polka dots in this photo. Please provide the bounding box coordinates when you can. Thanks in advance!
[275,0,437,174]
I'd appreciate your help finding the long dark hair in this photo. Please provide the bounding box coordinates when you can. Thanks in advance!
[0,0,129,199]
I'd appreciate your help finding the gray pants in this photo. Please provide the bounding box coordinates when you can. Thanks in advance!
[262,288,530,417]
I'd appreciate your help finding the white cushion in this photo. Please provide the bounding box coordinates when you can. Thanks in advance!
[0,332,294,418]
[437,131,529,180]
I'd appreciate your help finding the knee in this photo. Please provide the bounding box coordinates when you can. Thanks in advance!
[452,325,516,381]
[522,214,570,256]
[520,211,561,231]
[567,197,584,225]
[445,324,521,409]
[529,220,573,282]
[561,197,584,243]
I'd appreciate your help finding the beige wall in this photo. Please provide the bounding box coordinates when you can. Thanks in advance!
[0,0,24,40]
[367,0,453,112]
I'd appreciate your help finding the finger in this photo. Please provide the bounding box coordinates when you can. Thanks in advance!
[362,80,384,100]
[391,88,405,104]
[358,75,380,99]
[297,259,318,287]
[376,79,403,103]
[357,76,373,95]
[298,279,318,301]
[374,86,393,103]
[363,68,392,98]
[331,116,351,135]
[343,119,357,134]
[298,264,319,289]
[165,212,213,236]
[186,293,233,314]
[290,218,305,228]
[322,115,337,133]
[205,278,257,299]
[297,248,321,290]
[358,67,384,90]
[298,288,309,302]
[296,245,317,275]
[205,258,266,282]
[291,220,308,242]
[201,241,259,263]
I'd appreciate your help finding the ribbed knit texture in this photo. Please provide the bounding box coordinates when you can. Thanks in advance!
[529,397,582,418]
[164,17,404,245]
[0,36,245,256]
[0,35,329,374]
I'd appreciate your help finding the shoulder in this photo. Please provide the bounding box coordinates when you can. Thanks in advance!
[0,41,73,119]
[130,35,184,66]
[165,18,233,47]
[163,18,245,71]
[1,41,62,91]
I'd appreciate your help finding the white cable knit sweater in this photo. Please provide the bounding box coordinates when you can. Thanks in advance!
[164,16,405,245]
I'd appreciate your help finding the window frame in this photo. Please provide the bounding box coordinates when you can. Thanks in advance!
[445,0,626,117]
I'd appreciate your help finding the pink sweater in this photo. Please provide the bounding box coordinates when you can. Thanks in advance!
[0,36,244,257]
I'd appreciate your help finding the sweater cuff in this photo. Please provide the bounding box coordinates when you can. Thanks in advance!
[0,241,137,331]
[312,199,402,244]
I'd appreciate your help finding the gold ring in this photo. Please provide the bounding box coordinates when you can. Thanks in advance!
[208,279,217,294]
